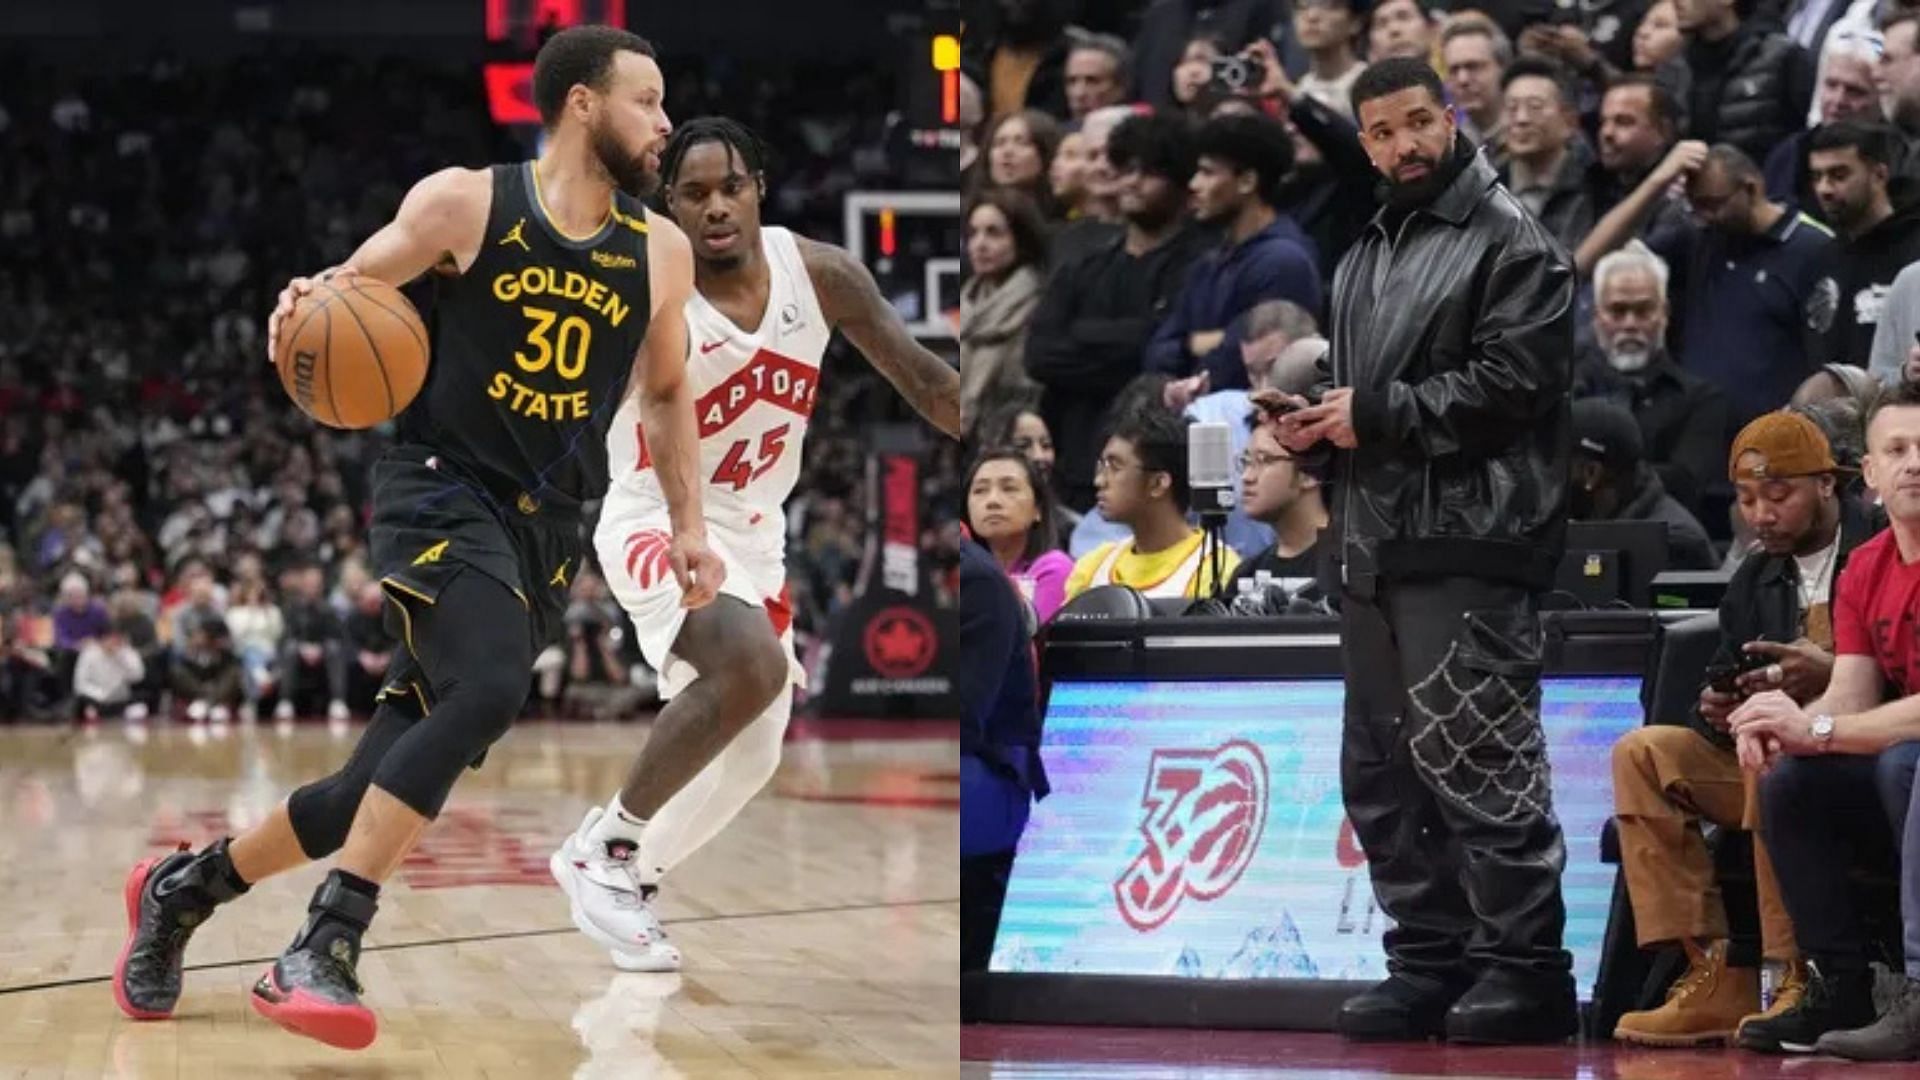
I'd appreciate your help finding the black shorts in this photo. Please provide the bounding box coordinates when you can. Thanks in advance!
[366,444,581,715]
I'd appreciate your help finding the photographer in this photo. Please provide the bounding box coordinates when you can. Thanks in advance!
[1609,411,1869,1047]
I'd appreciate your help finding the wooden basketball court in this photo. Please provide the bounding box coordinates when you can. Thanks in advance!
[0,717,958,1078]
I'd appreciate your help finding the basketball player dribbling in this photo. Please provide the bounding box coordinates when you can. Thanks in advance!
[110,26,724,1050]
[548,118,961,971]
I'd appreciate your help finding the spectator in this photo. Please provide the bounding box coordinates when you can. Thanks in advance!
[1609,409,1867,1048]
[1785,0,1857,60]
[1765,29,1886,212]
[1065,407,1240,602]
[51,571,108,653]
[1182,300,1320,559]
[1570,398,1718,569]
[1591,76,1689,247]
[1880,13,1920,142]
[1025,112,1203,512]
[1225,412,1331,591]
[957,538,1045,973]
[1246,38,1380,284]
[1148,113,1322,397]
[1728,381,1920,1058]
[1367,0,1437,62]
[1063,31,1131,120]
[72,622,144,725]
[170,618,241,725]
[1294,0,1369,122]
[960,0,1072,120]
[1497,56,1602,254]
[1586,143,1840,429]
[1574,242,1729,512]
[1633,0,1686,73]
[961,188,1049,428]
[1049,130,1094,220]
[1807,121,1920,366]
[1869,257,1920,385]
[966,450,1073,624]
[977,109,1063,216]
[1442,13,1512,149]
[1131,0,1280,110]
[1048,103,1133,266]
[342,580,396,716]
[226,578,283,716]
[277,561,347,723]
[1676,0,1815,164]
[1168,33,1233,120]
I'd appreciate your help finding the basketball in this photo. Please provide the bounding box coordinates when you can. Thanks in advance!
[274,277,429,429]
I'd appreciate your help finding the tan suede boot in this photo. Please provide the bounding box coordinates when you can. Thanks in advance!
[1614,940,1760,1047]
[1734,957,1807,1044]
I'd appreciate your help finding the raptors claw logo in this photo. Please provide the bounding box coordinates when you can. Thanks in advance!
[1114,740,1269,932]
[624,529,674,589]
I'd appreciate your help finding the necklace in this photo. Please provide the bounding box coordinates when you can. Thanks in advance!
[1796,540,1838,613]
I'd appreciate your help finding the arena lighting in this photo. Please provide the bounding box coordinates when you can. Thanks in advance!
[486,0,628,41]
[932,34,960,71]
[483,63,541,126]
[879,208,897,258]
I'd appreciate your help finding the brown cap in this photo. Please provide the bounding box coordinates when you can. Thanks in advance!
[1728,411,1837,482]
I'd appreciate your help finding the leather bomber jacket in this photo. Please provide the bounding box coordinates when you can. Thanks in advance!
[1315,138,1576,592]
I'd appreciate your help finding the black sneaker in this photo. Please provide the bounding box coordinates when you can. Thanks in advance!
[249,872,379,1050]
[1734,960,1876,1054]
[1815,977,1920,1061]
[1336,973,1468,1040]
[111,839,246,1019]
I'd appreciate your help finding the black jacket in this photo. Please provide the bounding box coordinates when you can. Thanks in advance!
[1677,25,1814,166]
[1689,495,1880,747]
[958,542,1046,801]
[1572,346,1730,513]
[1497,138,1604,257]
[1315,138,1575,591]
[1614,468,1717,571]
[1820,200,1920,367]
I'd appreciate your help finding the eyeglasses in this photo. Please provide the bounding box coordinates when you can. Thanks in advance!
[1237,451,1294,471]
[1095,457,1142,477]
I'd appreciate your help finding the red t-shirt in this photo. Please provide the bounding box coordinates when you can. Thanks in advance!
[1832,529,1920,695]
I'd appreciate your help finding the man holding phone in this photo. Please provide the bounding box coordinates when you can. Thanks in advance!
[1608,411,1868,1047]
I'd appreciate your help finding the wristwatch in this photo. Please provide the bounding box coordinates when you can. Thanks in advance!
[1810,714,1836,753]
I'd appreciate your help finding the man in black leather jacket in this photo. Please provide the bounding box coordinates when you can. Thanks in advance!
[1274,56,1578,1045]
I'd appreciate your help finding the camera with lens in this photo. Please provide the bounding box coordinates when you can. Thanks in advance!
[1208,54,1266,96]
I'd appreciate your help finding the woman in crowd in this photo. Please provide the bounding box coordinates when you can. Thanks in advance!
[975,396,1078,534]
[966,449,1073,626]
[1632,0,1683,73]
[1170,34,1230,121]
[961,188,1049,427]
[976,109,1062,216]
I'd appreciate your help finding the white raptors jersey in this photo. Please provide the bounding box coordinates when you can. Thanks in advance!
[606,227,828,542]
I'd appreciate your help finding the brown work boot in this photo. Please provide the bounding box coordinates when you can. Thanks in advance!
[1735,958,1807,1044]
[1614,940,1759,1047]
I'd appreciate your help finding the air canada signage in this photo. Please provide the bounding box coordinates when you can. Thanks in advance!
[819,452,954,717]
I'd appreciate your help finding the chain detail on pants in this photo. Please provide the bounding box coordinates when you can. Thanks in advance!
[1407,640,1554,827]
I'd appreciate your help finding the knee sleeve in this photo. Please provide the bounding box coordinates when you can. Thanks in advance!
[287,706,415,858]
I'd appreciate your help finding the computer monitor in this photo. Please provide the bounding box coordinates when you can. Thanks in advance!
[987,617,1650,1008]
[1554,520,1672,608]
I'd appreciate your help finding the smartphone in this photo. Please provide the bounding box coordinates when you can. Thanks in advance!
[1705,643,1770,695]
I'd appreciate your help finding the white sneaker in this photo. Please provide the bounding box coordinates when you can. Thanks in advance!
[186,699,209,724]
[549,808,682,972]
[209,704,231,727]
[274,700,295,722]
[327,700,350,723]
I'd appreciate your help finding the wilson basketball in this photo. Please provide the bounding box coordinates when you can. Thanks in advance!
[275,276,429,429]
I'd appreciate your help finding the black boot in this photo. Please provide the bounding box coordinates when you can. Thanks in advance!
[113,838,250,1019]
[1337,972,1469,1041]
[1734,959,1876,1054]
[1444,967,1579,1044]
[249,870,380,1050]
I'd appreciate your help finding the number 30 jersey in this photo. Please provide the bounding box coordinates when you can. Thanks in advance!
[605,226,827,543]
[399,161,652,514]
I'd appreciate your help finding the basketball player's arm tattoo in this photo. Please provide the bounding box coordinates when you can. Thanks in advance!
[800,238,962,439]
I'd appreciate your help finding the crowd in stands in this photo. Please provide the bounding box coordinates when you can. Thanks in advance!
[959,0,1920,1059]
[0,44,953,725]
[960,0,1920,611]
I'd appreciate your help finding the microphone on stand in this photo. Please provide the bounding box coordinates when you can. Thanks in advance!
[1188,421,1234,601]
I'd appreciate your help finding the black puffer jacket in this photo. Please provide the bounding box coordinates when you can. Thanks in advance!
[1315,137,1575,592]
[1677,26,1813,166]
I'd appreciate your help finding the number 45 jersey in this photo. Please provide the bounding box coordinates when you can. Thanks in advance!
[605,225,827,547]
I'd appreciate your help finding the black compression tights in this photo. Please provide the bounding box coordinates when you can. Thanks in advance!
[286,569,533,858]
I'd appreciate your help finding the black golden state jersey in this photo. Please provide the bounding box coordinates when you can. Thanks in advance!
[398,161,652,513]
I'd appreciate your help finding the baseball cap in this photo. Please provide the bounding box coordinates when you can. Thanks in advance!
[1571,399,1644,470]
[1727,410,1838,482]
